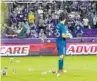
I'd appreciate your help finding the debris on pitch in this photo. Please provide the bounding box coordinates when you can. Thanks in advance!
[4,66,8,70]
[41,71,47,75]
[12,69,16,73]
[48,69,52,73]
[16,60,20,63]
[52,71,57,74]
[10,60,13,63]
[57,73,60,77]
[10,58,14,63]
[2,70,7,76]
[28,68,33,71]
[10,58,14,60]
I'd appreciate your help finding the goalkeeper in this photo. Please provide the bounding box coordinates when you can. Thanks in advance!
[56,12,72,73]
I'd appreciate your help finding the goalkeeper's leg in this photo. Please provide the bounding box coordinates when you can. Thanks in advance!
[58,55,64,72]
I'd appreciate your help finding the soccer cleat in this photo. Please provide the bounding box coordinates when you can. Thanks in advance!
[58,69,67,73]
[52,69,67,74]
[63,70,67,73]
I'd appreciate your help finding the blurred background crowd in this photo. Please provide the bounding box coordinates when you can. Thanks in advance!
[1,1,97,38]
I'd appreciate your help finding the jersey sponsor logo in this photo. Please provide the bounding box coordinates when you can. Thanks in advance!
[0,45,29,56]
[67,44,97,54]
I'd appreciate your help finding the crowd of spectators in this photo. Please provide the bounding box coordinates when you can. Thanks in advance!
[1,1,97,38]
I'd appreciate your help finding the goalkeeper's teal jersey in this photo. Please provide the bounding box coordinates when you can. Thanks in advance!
[56,23,67,55]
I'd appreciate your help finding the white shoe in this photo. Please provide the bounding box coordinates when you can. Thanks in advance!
[58,69,67,73]
[63,70,67,73]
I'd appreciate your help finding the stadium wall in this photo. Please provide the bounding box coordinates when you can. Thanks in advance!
[1,38,97,56]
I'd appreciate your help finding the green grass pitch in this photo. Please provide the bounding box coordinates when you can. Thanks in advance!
[1,56,97,81]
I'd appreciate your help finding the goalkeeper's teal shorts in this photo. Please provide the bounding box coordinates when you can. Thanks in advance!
[56,38,66,55]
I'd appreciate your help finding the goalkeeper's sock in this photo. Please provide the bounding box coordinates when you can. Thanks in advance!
[58,59,64,70]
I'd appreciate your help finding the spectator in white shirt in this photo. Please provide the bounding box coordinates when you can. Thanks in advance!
[93,14,97,28]
[37,7,43,14]
[83,16,89,28]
